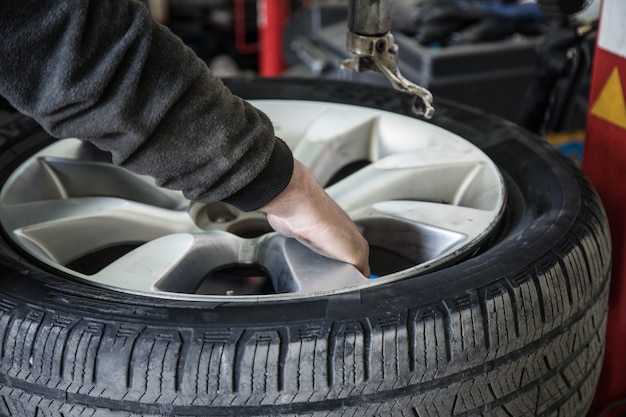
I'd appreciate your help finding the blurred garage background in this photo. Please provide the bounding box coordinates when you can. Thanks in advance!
[145,0,597,163]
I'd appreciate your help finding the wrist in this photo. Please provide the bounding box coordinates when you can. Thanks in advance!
[260,160,309,216]
[222,138,294,212]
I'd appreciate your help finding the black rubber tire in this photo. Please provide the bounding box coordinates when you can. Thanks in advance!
[0,78,611,417]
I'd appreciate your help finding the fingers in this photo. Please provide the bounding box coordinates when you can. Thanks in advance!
[260,160,371,276]
[267,211,371,276]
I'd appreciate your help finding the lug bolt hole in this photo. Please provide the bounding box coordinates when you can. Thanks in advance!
[189,202,239,229]
[205,205,237,223]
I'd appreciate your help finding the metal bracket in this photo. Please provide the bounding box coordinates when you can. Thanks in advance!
[341,32,435,119]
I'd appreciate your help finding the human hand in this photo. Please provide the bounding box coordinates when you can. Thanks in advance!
[260,160,371,277]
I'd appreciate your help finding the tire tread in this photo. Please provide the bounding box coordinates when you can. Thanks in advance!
[0,95,610,417]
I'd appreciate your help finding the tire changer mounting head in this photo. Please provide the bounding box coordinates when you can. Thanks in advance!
[340,0,435,119]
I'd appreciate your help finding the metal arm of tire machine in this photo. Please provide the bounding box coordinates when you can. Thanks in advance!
[341,0,435,118]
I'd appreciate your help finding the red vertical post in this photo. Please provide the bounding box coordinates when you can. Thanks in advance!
[258,0,287,77]
[583,1,626,415]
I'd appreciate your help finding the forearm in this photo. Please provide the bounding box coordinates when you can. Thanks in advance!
[0,0,292,209]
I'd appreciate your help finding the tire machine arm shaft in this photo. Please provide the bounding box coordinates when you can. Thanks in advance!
[341,0,435,118]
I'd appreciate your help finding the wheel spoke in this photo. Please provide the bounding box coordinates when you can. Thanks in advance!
[327,152,493,212]
[258,235,368,294]
[366,201,500,237]
[39,157,186,209]
[351,201,499,266]
[290,108,378,186]
[91,232,241,294]
[252,100,330,146]
[2,144,186,209]
[2,198,196,264]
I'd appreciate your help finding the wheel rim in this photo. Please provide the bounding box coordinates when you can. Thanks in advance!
[0,100,505,301]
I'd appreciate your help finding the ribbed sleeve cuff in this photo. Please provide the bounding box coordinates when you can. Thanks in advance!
[222,138,294,212]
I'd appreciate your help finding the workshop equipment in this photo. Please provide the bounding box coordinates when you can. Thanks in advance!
[341,0,435,118]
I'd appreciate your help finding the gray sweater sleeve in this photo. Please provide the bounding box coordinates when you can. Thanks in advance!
[0,0,293,211]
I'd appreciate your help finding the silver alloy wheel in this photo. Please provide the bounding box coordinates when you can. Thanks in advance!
[0,100,505,301]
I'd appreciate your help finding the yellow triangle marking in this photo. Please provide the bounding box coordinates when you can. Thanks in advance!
[590,67,626,130]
